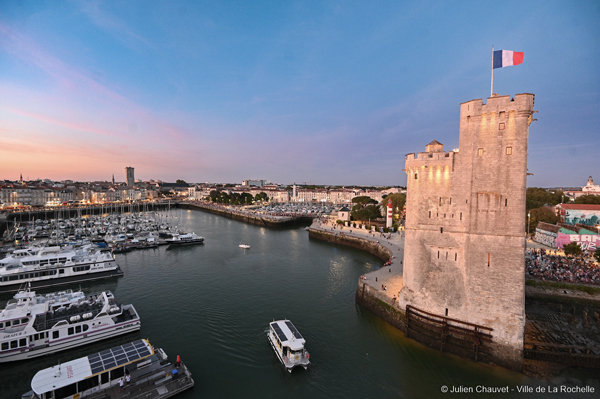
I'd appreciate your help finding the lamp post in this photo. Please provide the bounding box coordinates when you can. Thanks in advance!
[528,212,531,238]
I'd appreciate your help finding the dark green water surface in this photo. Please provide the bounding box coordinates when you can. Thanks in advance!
[1,211,598,398]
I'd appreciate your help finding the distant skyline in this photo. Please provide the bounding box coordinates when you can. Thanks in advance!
[1,1,598,186]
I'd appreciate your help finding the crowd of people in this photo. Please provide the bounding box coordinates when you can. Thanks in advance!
[526,248,600,286]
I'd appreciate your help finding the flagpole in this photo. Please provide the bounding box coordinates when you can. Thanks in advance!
[490,45,494,97]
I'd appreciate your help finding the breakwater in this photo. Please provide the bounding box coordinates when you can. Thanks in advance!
[179,202,313,227]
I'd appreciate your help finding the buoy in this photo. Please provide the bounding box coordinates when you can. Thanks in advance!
[176,355,181,366]
[305,352,310,360]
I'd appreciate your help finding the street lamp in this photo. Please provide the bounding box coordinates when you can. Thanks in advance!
[527,212,531,238]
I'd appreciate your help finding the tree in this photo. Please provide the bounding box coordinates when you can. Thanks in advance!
[527,206,560,234]
[209,190,219,202]
[594,249,600,263]
[352,196,377,205]
[176,179,187,184]
[255,192,269,202]
[240,192,254,204]
[574,194,600,205]
[526,187,567,211]
[563,242,582,257]
[352,204,381,222]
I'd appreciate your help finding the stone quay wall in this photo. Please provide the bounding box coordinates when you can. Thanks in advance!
[179,203,312,228]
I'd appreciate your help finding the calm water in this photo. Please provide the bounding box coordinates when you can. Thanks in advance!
[1,210,598,398]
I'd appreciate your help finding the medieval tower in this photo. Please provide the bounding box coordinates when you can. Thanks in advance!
[399,93,536,369]
[125,166,135,188]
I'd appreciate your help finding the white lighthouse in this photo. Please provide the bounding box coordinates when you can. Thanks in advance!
[386,199,393,228]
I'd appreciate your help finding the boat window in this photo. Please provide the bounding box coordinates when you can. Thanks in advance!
[0,322,3,328]
[75,326,82,334]
[78,376,99,392]
[21,318,29,324]
[100,371,109,384]
[10,340,17,349]
[83,325,89,332]
[111,366,125,380]
[34,272,39,277]
[9,275,18,281]
[1,342,8,350]
[53,331,59,339]
[54,383,77,398]
[68,327,74,335]
[59,269,64,274]
[20,338,26,347]
[3,321,8,327]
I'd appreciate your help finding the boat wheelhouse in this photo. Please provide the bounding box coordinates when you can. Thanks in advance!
[22,339,194,399]
[0,244,123,294]
[267,319,310,372]
[0,288,140,362]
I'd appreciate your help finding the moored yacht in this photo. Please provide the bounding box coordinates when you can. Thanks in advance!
[22,339,194,399]
[0,287,140,362]
[267,319,310,372]
[0,244,123,294]
[165,233,204,248]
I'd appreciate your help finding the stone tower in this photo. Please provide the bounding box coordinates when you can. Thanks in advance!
[400,93,536,370]
[125,167,135,188]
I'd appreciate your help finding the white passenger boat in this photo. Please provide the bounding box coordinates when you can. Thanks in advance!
[165,233,204,248]
[239,243,250,249]
[0,244,123,294]
[267,319,310,372]
[22,339,194,399]
[0,287,140,362]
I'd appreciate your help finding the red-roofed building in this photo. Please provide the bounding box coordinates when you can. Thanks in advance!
[555,203,600,229]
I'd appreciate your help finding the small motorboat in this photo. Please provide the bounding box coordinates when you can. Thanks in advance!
[239,243,250,249]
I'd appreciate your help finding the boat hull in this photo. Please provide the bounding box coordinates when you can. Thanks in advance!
[0,319,140,362]
[0,267,123,294]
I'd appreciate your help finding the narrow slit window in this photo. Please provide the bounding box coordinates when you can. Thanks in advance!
[487,253,491,267]
[414,173,418,180]
[440,227,443,233]
[445,308,449,316]
[438,251,440,259]
[506,146,512,155]
[446,252,448,260]
[505,198,508,206]
[455,253,457,261]
[429,211,431,218]
[460,212,462,220]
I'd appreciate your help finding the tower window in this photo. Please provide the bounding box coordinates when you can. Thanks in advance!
[455,253,457,261]
[477,148,484,156]
[445,308,449,316]
[488,253,491,267]
[499,111,505,118]
[438,251,440,259]
[429,211,431,218]
[440,227,443,233]
[460,212,462,220]
[499,122,505,130]
[414,173,418,180]
[506,146,512,155]
[505,198,508,206]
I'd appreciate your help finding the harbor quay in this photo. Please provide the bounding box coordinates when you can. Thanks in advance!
[311,221,600,374]
[179,201,314,227]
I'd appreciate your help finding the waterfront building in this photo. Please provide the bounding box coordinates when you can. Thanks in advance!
[564,176,600,199]
[400,93,536,370]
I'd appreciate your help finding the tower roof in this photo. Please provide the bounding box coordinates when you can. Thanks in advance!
[426,140,443,146]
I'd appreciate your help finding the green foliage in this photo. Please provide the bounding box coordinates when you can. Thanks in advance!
[383,227,389,233]
[255,192,269,202]
[352,196,377,205]
[352,223,357,228]
[176,179,187,184]
[336,220,343,225]
[527,206,560,234]
[240,192,254,204]
[574,194,600,205]
[594,249,600,263]
[563,241,582,257]
[351,204,381,222]
[526,187,566,211]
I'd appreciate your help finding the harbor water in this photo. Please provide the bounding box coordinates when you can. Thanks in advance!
[1,210,597,398]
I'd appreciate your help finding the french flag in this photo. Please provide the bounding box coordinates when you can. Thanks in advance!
[493,50,524,69]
